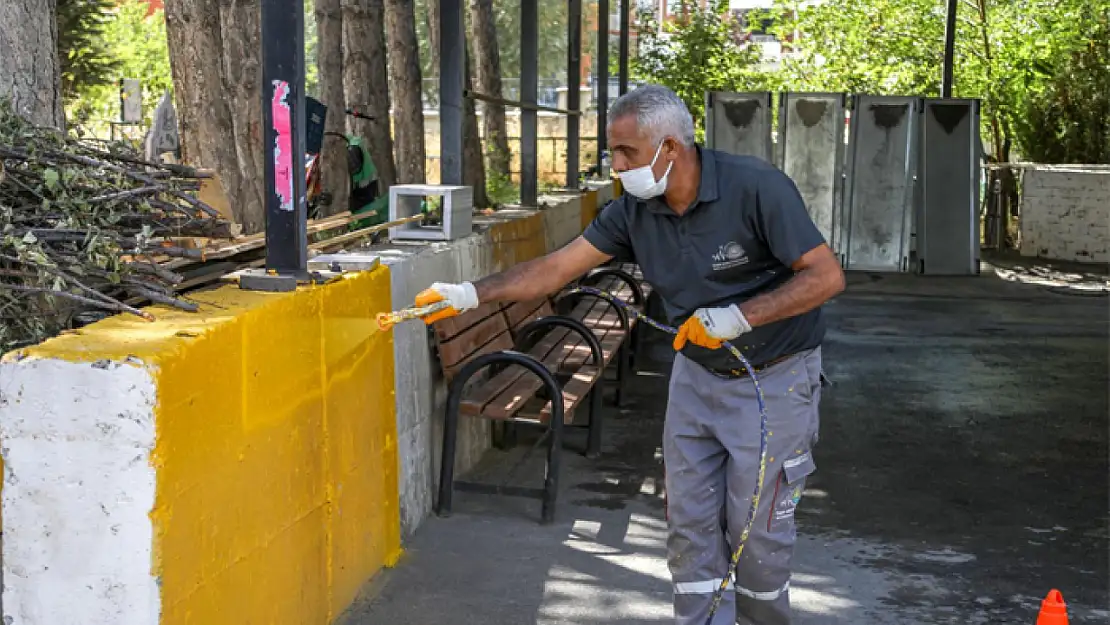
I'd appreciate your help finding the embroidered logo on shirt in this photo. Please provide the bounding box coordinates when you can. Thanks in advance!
[711,241,749,271]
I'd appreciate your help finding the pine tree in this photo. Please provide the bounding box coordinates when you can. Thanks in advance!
[56,0,119,102]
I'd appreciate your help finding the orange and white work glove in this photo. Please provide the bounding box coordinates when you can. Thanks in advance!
[414,281,480,324]
[673,304,752,351]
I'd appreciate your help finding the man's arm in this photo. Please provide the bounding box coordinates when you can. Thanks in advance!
[738,243,844,327]
[473,236,613,303]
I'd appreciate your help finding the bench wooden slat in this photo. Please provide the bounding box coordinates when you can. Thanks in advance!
[503,298,549,330]
[434,302,504,343]
[436,311,513,370]
[458,327,572,417]
[442,331,515,381]
[538,365,601,423]
[482,330,588,420]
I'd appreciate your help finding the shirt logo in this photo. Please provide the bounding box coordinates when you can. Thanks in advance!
[711,241,749,271]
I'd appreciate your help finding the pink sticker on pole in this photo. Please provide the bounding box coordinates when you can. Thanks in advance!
[271,80,294,212]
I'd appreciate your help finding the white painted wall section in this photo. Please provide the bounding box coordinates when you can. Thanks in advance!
[1020,167,1110,263]
[0,358,159,625]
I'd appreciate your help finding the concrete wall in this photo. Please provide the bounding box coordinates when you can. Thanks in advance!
[0,269,401,625]
[0,183,610,624]
[1019,166,1110,263]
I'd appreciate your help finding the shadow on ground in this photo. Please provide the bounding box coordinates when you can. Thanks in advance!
[345,259,1109,625]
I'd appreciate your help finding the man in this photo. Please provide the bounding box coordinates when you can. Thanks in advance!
[413,84,845,625]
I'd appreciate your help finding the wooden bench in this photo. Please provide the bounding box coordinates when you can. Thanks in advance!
[433,299,609,524]
[432,265,654,524]
[567,262,655,395]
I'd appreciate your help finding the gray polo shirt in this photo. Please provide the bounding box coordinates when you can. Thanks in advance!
[583,146,827,371]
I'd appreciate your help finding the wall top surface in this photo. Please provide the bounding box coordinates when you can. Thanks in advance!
[2,271,385,366]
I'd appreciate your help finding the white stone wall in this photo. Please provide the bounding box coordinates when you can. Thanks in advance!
[0,359,160,625]
[1019,167,1110,263]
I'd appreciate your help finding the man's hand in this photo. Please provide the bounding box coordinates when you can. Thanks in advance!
[414,282,479,324]
[672,304,752,351]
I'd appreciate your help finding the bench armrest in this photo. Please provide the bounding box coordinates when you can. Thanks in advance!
[514,316,605,368]
[554,289,631,335]
[445,350,566,426]
[579,267,645,306]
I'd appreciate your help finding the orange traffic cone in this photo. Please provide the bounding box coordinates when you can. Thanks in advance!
[1036,589,1068,625]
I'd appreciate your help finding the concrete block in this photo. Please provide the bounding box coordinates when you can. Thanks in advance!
[389,184,473,241]
[540,191,584,252]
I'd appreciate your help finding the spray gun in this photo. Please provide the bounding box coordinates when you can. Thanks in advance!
[375,300,453,332]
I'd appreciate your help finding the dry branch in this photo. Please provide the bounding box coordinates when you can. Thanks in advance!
[0,99,236,352]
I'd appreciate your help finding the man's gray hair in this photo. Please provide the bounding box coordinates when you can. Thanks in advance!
[608,84,696,147]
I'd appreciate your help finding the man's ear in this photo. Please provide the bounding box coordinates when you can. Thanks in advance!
[662,136,679,161]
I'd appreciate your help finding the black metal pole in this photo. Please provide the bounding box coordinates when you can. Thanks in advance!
[260,0,307,275]
[566,0,582,189]
[440,0,465,185]
[941,0,957,97]
[521,0,539,206]
[597,0,609,175]
[618,0,629,95]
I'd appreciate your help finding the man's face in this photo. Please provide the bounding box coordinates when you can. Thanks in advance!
[607,114,676,180]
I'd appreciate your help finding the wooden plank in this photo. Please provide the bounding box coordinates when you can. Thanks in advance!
[308,214,424,254]
[436,313,511,369]
[502,298,549,330]
[538,364,601,424]
[442,331,515,381]
[459,327,571,417]
[433,302,504,342]
[480,329,587,420]
[563,296,613,370]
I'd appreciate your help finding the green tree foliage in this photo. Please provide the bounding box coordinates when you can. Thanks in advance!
[757,0,1107,163]
[56,0,119,102]
[1013,11,1109,163]
[66,0,172,134]
[304,0,320,97]
[630,0,764,138]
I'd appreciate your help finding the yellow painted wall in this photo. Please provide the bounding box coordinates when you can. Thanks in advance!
[18,268,401,625]
[488,212,548,269]
[581,189,599,231]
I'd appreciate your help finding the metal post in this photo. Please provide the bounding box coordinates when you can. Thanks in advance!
[618,0,629,95]
[941,0,957,97]
[521,0,539,206]
[566,0,582,189]
[440,0,465,185]
[258,0,307,281]
[596,0,609,176]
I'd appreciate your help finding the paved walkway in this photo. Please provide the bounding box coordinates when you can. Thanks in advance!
[346,260,1109,625]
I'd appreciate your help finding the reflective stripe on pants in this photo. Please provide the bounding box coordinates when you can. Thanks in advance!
[664,348,822,625]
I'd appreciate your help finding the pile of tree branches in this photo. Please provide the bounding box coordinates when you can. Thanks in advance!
[0,100,236,353]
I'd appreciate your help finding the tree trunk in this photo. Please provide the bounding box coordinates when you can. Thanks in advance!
[343,0,397,190]
[463,42,489,208]
[469,0,510,178]
[425,0,440,71]
[384,0,426,183]
[315,0,349,216]
[0,0,64,128]
[165,0,267,233]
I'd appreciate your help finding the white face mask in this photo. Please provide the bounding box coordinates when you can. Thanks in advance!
[618,140,672,199]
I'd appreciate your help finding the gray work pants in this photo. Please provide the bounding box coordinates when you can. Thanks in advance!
[664,348,822,625]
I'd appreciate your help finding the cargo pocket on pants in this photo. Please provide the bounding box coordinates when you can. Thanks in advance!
[766,451,816,535]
